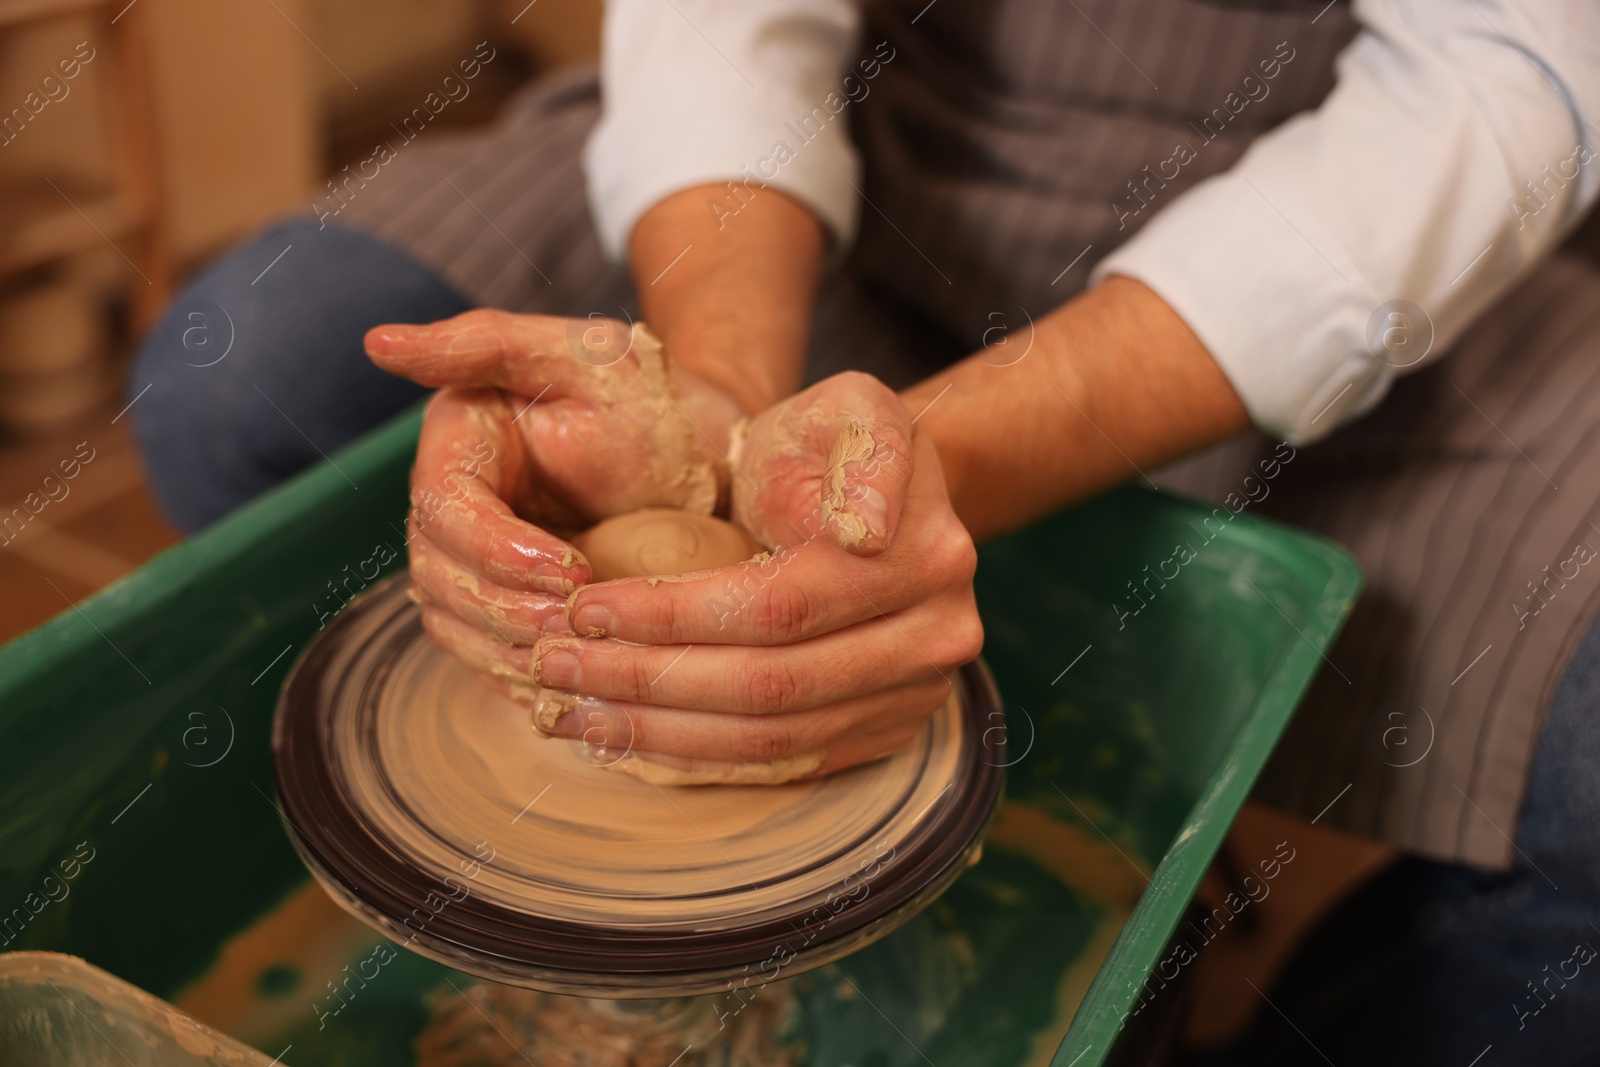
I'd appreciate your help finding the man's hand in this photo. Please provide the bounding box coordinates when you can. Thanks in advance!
[364,309,745,700]
[530,372,984,780]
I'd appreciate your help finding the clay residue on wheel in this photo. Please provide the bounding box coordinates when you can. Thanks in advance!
[312,590,969,935]
[609,749,825,787]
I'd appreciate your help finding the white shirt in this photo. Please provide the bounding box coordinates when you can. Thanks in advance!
[585,0,1600,443]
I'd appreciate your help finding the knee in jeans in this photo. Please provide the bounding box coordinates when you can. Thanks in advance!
[129,291,264,530]
[128,219,463,529]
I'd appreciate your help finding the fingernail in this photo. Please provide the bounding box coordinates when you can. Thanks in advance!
[847,485,888,539]
[530,687,578,734]
[534,564,575,596]
[535,646,581,689]
[547,699,634,747]
[367,324,420,347]
[565,699,639,768]
[571,602,614,637]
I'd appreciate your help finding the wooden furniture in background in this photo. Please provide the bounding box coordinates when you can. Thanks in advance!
[0,0,168,328]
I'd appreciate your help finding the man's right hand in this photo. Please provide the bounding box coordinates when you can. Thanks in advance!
[363,309,745,701]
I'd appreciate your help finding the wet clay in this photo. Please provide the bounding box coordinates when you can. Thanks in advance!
[271,576,1004,996]
[572,509,762,584]
[605,750,825,787]
[417,981,797,1067]
[627,324,721,516]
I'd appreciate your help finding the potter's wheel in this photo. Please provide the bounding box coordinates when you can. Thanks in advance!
[272,575,1003,998]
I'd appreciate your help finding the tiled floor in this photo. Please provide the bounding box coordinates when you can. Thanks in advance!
[0,394,181,643]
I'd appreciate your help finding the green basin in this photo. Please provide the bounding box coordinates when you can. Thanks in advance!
[0,406,1359,1066]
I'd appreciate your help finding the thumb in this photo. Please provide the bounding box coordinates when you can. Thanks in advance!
[734,371,915,557]
[819,402,914,556]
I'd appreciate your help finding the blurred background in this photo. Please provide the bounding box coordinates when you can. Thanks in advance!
[0,1,1391,1056]
[0,0,598,642]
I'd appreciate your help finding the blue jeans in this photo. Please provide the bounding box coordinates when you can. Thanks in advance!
[129,219,470,531]
[134,219,1600,1066]
[1183,615,1600,1066]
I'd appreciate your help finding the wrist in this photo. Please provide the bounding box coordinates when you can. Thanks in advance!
[630,184,825,415]
[902,276,1248,542]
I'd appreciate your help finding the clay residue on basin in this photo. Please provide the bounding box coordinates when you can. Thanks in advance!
[417,981,799,1067]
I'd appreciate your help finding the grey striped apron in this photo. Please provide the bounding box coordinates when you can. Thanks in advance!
[334,0,1600,868]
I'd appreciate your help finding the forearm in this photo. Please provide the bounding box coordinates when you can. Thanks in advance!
[903,276,1250,543]
[629,184,825,415]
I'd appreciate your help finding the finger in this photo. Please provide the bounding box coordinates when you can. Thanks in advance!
[412,387,589,595]
[365,308,633,397]
[816,375,915,555]
[532,602,981,714]
[539,678,951,762]
[410,535,567,644]
[420,605,536,694]
[566,435,974,646]
[471,668,537,706]
[564,538,894,646]
[807,722,933,776]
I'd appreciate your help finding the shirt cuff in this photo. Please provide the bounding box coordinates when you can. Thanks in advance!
[584,85,860,264]
[1093,170,1392,444]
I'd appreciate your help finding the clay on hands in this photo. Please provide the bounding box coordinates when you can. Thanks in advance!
[531,373,931,787]
[364,310,746,708]
[367,314,742,538]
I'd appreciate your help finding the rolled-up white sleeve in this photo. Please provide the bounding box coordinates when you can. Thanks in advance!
[1093,0,1600,443]
[584,0,861,262]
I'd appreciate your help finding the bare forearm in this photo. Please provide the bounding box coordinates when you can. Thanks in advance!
[630,184,825,415]
[903,276,1250,543]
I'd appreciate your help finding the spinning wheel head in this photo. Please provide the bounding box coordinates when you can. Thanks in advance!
[272,576,1004,997]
